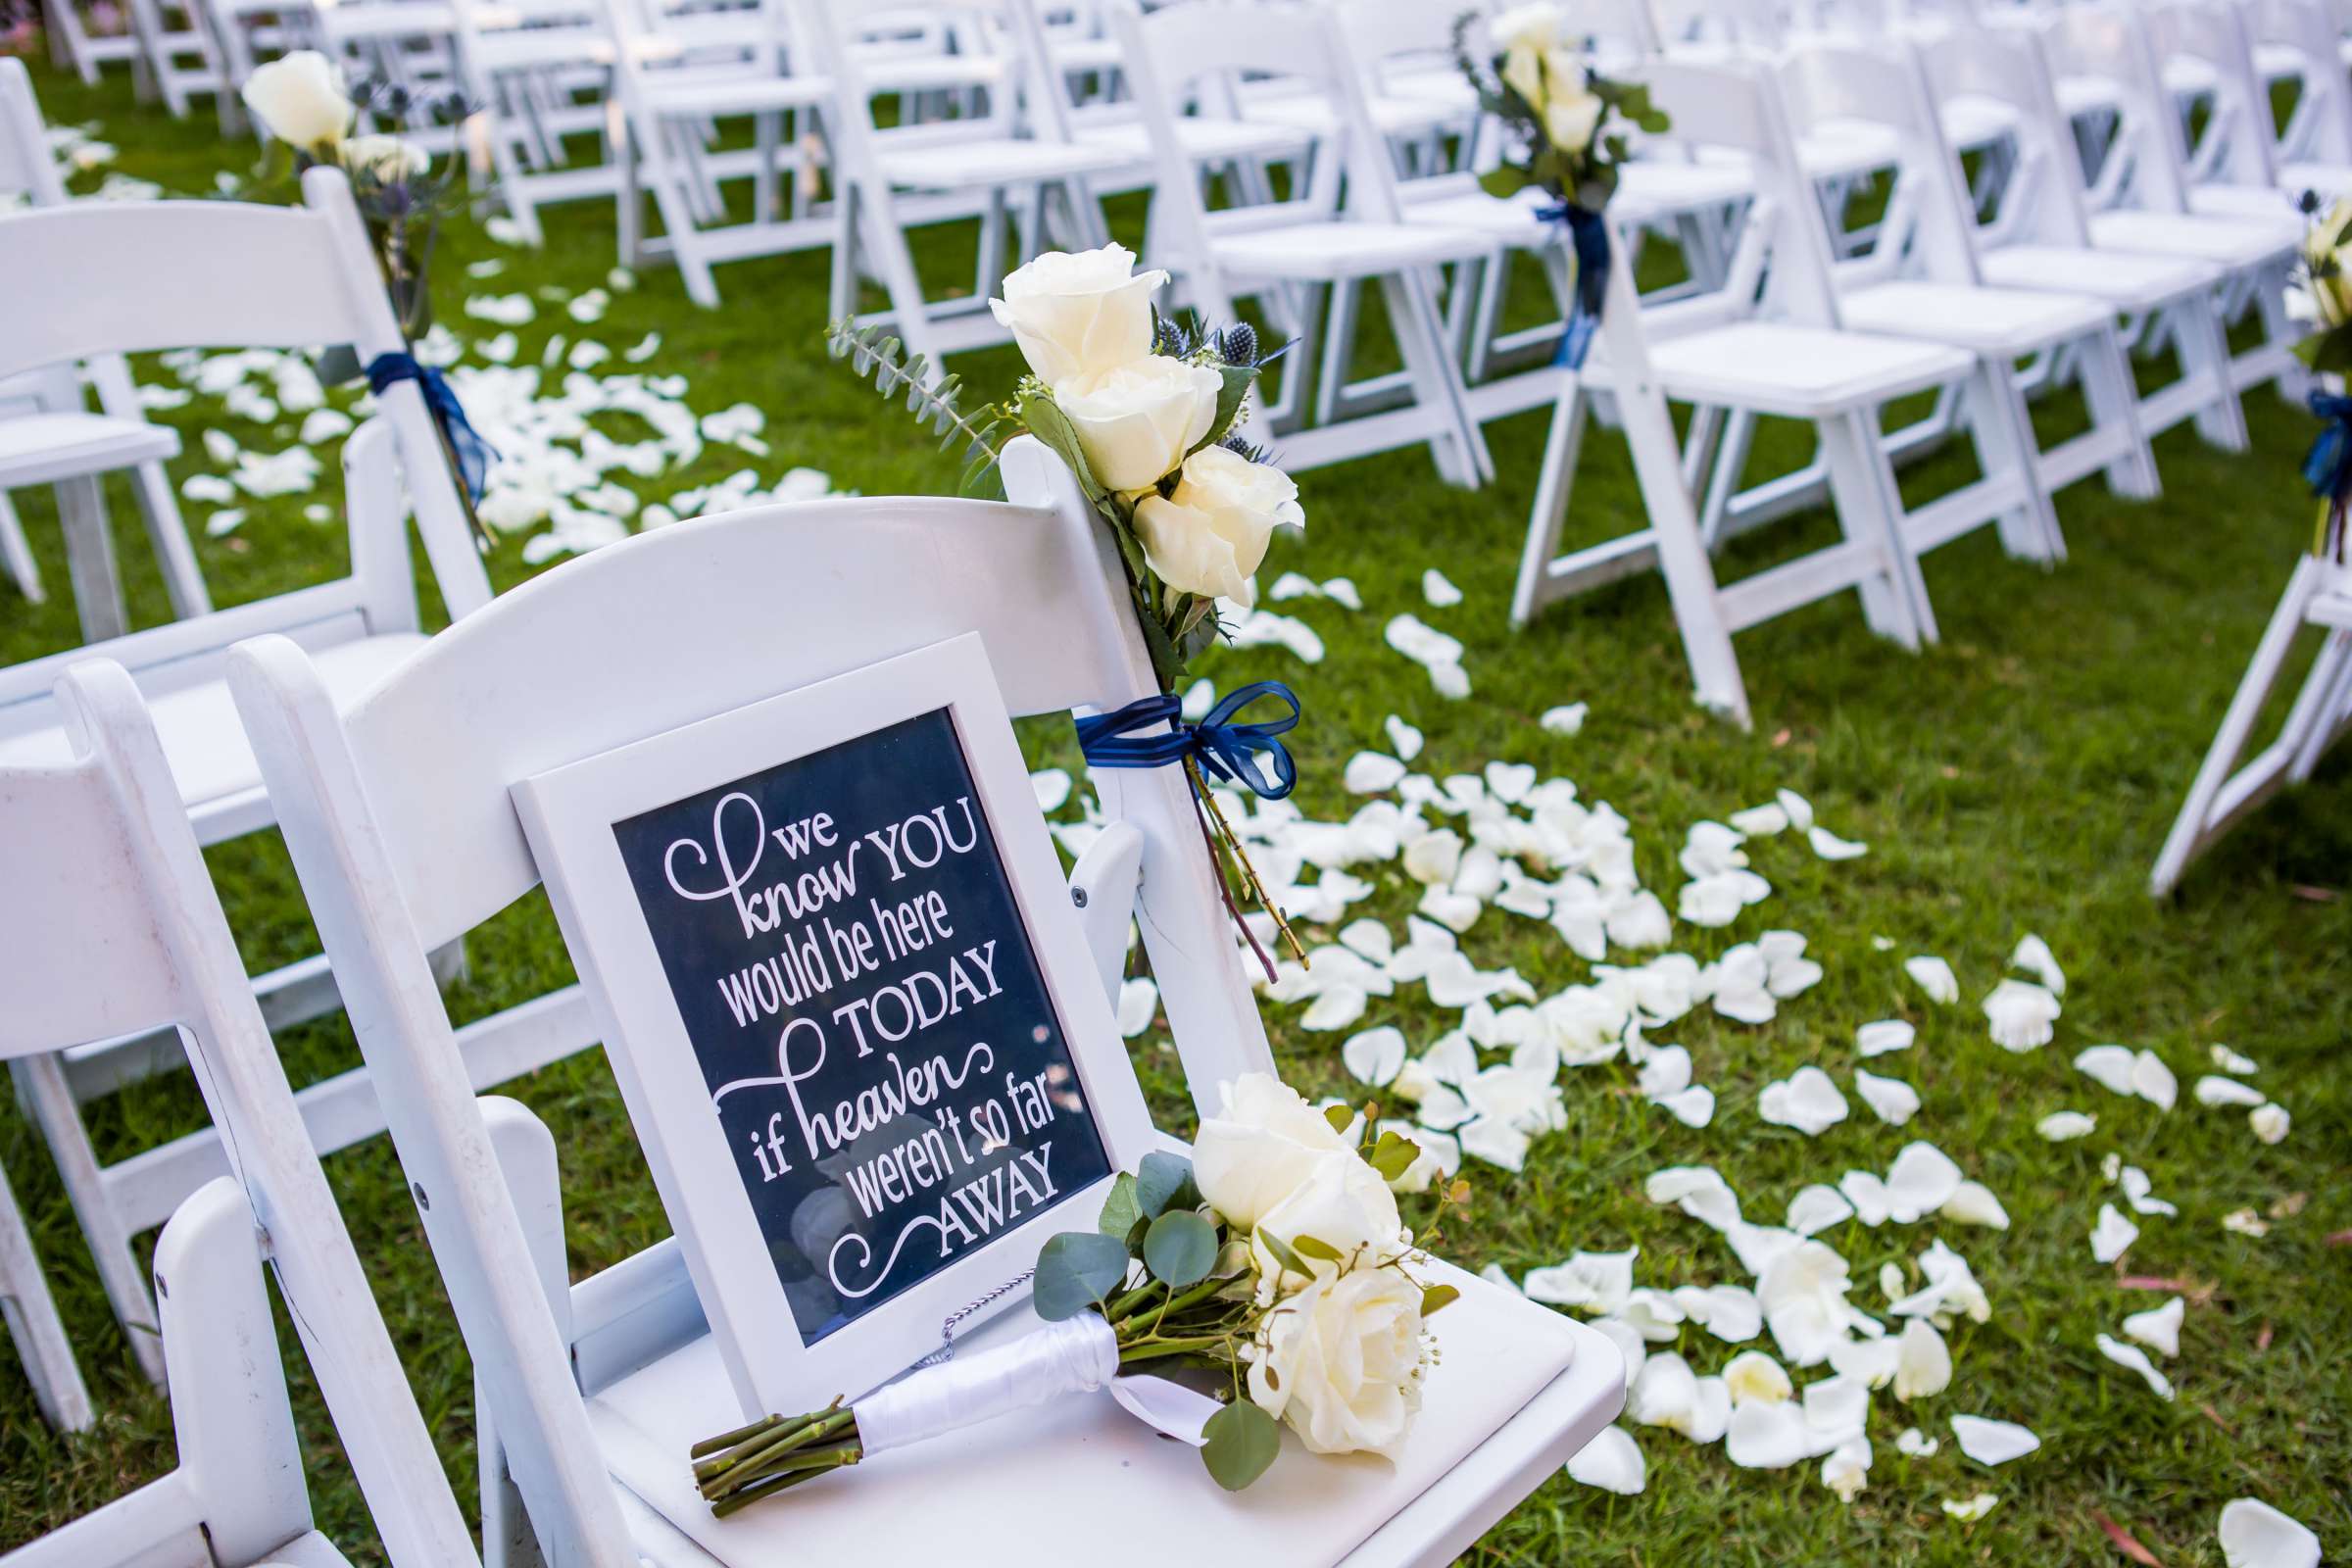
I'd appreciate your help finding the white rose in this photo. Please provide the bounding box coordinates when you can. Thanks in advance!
[1491,1,1566,52]
[1247,1266,1429,1456]
[342,133,428,183]
[1131,444,1302,604]
[1193,1073,1351,1231]
[1544,70,1604,158]
[988,242,1170,389]
[1249,1149,1408,1300]
[1055,355,1221,493]
[241,51,354,154]
[1501,43,1547,113]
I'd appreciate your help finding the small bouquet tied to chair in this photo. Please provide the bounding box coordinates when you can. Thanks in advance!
[691,1075,1469,1512]
[828,240,1317,975]
[1455,2,1670,368]
[2291,196,2352,564]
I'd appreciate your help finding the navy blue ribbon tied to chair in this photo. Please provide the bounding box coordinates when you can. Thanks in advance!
[2302,389,2352,558]
[368,351,494,502]
[1075,681,1301,801]
[1537,200,1611,370]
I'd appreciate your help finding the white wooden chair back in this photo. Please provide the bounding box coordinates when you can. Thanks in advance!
[2144,0,2283,190]
[2245,0,2352,168]
[0,659,478,1566]
[1914,18,2101,249]
[1648,0,1783,55]
[0,58,69,206]
[1773,38,1989,288]
[0,169,491,736]
[808,0,1026,152]
[228,439,1274,1567]
[2039,2,2201,213]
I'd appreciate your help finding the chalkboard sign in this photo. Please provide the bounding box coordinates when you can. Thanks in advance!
[514,635,1155,1415]
[611,708,1112,1343]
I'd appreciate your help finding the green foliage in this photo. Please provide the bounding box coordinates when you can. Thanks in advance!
[1135,1151,1198,1220]
[1142,1210,1218,1288]
[1200,1399,1283,1492]
[1033,1232,1131,1321]
[1097,1170,1143,1242]
[826,319,1005,498]
[1367,1129,1423,1185]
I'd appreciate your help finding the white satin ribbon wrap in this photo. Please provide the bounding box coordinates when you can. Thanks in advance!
[854,1314,1225,1456]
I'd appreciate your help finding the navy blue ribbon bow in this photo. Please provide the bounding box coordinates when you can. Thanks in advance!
[1075,681,1301,801]
[368,351,494,503]
[1537,200,1611,369]
[2303,390,2352,504]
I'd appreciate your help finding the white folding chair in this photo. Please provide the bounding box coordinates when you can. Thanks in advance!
[2036,3,2307,399]
[2144,0,2344,216]
[0,58,210,643]
[2152,552,2352,894]
[448,0,633,247]
[1772,38,2157,538]
[41,0,153,90]
[816,0,1127,354]
[1915,20,2250,453]
[1512,56,2009,725]
[228,434,1625,1568]
[0,169,491,1386]
[0,658,480,1565]
[120,0,236,125]
[1106,0,1494,484]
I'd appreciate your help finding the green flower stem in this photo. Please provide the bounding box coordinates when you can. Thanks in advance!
[1103,1281,1165,1324]
[690,1412,782,1461]
[710,1447,859,1518]
[699,1405,855,1499]
[1118,1333,1233,1367]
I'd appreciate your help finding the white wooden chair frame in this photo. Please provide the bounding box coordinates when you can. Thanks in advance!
[0,58,210,642]
[41,0,153,92]
[0,170,491,1387]
[448,0,630,247]
[229,434,1623,1567]
[1106,0,1494,484]
[2152,552,2352,894]
[0,658,479,1564]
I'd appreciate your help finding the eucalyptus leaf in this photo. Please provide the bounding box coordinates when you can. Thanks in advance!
[1018,389,1109,510]
[1143,1209,1218,1288]
[1033,1231,1131,1320]
[1136,1151,1197,1219]
[1421,1283,1462,1317]
[1479,165,1534,200]
[1192,361,1260,457]
[1097,1171,1143,1242]
[1200,1400,1282,1492]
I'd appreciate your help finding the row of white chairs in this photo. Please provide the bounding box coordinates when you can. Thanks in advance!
[0,149,1624,1566]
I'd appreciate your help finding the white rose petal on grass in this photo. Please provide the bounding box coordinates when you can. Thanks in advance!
[987,242,1167,388]
[1342,1026,1407,1087]
[2211,1044,2259,1074]
[1540,703,1588,736]
[1856,1019,1916,1057]
[2037,1110,2097,1141]
[1905,956,1960,1004]
[2223,1208,2271,1238]
[1344,752,1406,794]
[2095,1334,2175,1400]
[1940,1181,2011,1230]
[1726,1398,1816,1469]
[2250,1102,2291,1145]
[1855,1068,1921,1126]
[1807,826,1869,859]
[1029,768,1072,813]
[2195,1074,2269,1107]
[1729,802,1790,837]
[1759,1067,1849,1136]
[2133,1051,2180,1110]
[1885,1143,1965,1222]
[1114,978,1157,1038]
[1758,1242,1862,1368]
[1565,1425,1646,1494]
[1421,567,1464,607]
[1983,979,2061,1052]
[1382,715,1424,761]
[2119,1166,2178,1218]
[1943,1493,2001,1521]
[2009,932,2066,994]
[2218,1499,2323,1568]
[1787,1185,1854,1237]
[1630,1351,1730,1441]
[1298,986,1368,1033]
[1724,1349,1793,1405]
[1181,679,1216,721]
[1893,1318,1952,1400]
[1950,1415,2040,1466]
[2123,1297,2183,1357]
[1673,1284,1763,1345]
[2091,1203,2140,1264]
[1645,1166,1743,1234]
[1896,1426,1939,1457]
[1653,1086,1716,1128]
[1822,1437,1872,1501]
[1524,1250,1637,1315]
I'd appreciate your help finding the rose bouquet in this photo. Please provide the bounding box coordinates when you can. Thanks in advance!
[827,245,1310,964]
[1455,3,1669,366]
[690,1075,1467,1515]
[239,52,492,535]
[2293,196,2352,561]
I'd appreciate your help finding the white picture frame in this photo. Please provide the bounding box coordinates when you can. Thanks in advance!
[512,633,1156,1418]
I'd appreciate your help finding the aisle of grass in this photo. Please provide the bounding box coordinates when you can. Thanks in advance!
[0,52,2345,1565]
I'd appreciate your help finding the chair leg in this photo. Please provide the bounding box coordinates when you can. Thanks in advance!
[10,1055,167,1386]
[0,1158,94,1433]
[1963,363,2063,565]
[1513,382,1591,627]
[1820,409,1932,649]
[2178,294,2251,452]
[129,460,213,620]
[0,491,44,605]
[56,473,129,644]
[1381,270,1493,488]
[2081,323,2161,501]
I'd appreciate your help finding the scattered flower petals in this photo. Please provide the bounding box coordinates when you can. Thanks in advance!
[2218,1498,2322,1568]
[2092,1203,2140,1263]
[2250,1103,2290,1145]
[1525,1250,1638,1315]
[1759,1066,1849,1136]
[1941,1181,2011,1230]
[1808,826,1868,860]
[1893,1318,1952,1400]
[1855,1068,1921,1125]
[1856,1019,1916,1057]
[1565,1425,1646,1494]
[2037,1110,2097,1141]
[2009,933,2065,994]
[1942,1493,2001,1521]
[2095,1333,2175,1400]
[1342,1026,1406,1086]
[1540,703,1588,736]
[1114,977,1157,1038]
[1421,567,1463,607]
[2123,1297,2183,1357]
[2210,1044,2259,1075]
[1822,1436,1871,1500]
[1896,1426,1938,1456]
[1983,978,2061,1052]
[1344,751,1407,793]
[2195,1074,2268,1107]
[2223,1208,2271,1238]
[1724,1349,1793,1404]
[1905,956,1959,1004]
[1949,1414,2040,1466]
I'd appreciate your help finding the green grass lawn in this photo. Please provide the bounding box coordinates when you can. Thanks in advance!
[2,49,2347,1566]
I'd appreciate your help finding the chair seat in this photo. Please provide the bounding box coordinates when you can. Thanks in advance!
[859,54,1009,94]
[0,634,426,829]
[1076,116,1315,166]
[2160,56,2219,98]
[646,72,832,118]
[878,136,1128,190]
[2189,183,2308,226]
[1979,243,2221,310]
[1245,89,1469,138]
[0,411,179,490]
[1838,279,2116,354]
[1617,158,1756,224]
[2088,209,2295,268]
[1212,220,1495,280]
[1403,188,1563,248]
[1940,92,2019,152]
[1049,36,1122,73]
[1796,119,1900,180]
[318,2,457,41]
[254,1531,359,1568]
[588,1254,1619,1568]
[2253,40,2307,82]
[1626,321,1976,418]
[2270,162,2352,204]
[2055,73,2123,120]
